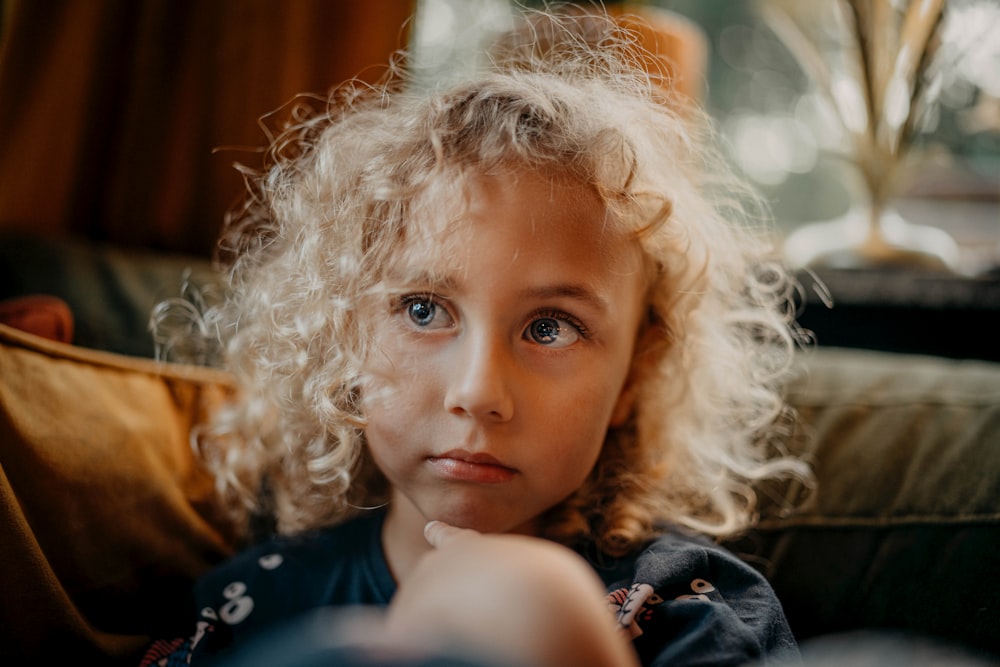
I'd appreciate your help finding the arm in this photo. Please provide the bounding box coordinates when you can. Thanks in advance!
[607,532,800,666]
[384,521,641,667]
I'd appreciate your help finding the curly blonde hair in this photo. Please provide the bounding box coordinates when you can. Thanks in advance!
[190,8,810,557]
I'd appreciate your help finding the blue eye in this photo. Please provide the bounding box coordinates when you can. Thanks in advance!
[526,316,580,348]
[408,299,437,326]
[401,295,453,330]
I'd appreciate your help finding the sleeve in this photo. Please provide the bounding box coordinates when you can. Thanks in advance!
[138,516,397,666]
[139,610,222,667]
[605,533,800,667]
[138,543,306,666]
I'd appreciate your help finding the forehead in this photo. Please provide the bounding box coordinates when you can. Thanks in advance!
[388,168,638,281]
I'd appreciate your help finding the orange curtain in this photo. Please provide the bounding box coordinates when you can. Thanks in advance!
[0,0,415,256]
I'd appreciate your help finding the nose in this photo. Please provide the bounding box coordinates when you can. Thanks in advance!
[444,331,515,422]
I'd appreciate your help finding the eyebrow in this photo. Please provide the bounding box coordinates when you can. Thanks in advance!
[517,284,609,314]
[385,270,609,314]
[384,270,457,292]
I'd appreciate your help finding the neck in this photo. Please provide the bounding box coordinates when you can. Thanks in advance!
[381,491,434,585]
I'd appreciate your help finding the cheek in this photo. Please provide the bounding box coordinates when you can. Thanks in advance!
[577,366,631,422]
[361,331,427,402]
[360,370,436,446]
[361,377,414,426]
[359,372,402,441]
[550,378,630,466]
[359,386,406,477]
[540,384,619,458]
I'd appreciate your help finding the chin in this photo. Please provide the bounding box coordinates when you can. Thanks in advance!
[429,503,541,536]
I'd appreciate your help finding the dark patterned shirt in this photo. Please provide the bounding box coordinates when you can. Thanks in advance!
[141,511,798,666]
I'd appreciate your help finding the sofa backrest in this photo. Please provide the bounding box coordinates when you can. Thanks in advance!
[3,323,999,664]
[727,347,1000,657]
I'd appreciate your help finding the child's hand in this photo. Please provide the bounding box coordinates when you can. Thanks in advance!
[384,521,640,667]
[422,519,479,548]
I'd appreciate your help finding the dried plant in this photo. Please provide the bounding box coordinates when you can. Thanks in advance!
[764,0,972,271]
[762,0,947,205]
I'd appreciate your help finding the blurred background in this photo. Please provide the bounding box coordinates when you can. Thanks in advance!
[413,0,1000,276]
[1,0,998,358]
[2,0,997,260]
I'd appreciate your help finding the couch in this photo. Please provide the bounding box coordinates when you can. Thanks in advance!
[2,235,998,665]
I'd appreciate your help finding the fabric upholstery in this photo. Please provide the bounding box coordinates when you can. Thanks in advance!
[0,294,75,343]
[0,323,237,665]
[2,320,999,663]
[728,348,1000,655]
[0,232,219,357]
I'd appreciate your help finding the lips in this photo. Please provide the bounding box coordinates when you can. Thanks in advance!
[427,449,518,484]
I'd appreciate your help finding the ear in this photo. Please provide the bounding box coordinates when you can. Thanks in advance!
[609,381,637,427]
[609,316,666,428]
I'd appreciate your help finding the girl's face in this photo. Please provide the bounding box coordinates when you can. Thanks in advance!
[361,169,648,537]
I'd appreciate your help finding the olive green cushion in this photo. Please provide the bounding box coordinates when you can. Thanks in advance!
[0,232,217,357]
[727,348,1000,655]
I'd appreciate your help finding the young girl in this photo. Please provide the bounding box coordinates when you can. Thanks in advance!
[145,7,810,667]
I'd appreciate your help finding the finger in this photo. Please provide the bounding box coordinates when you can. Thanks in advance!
[423,520,479,548]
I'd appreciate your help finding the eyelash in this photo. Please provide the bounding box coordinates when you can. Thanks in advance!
[393,295,589,339]
[529,309,590,340]
[395,293,449,320]
[397,292,439,307]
